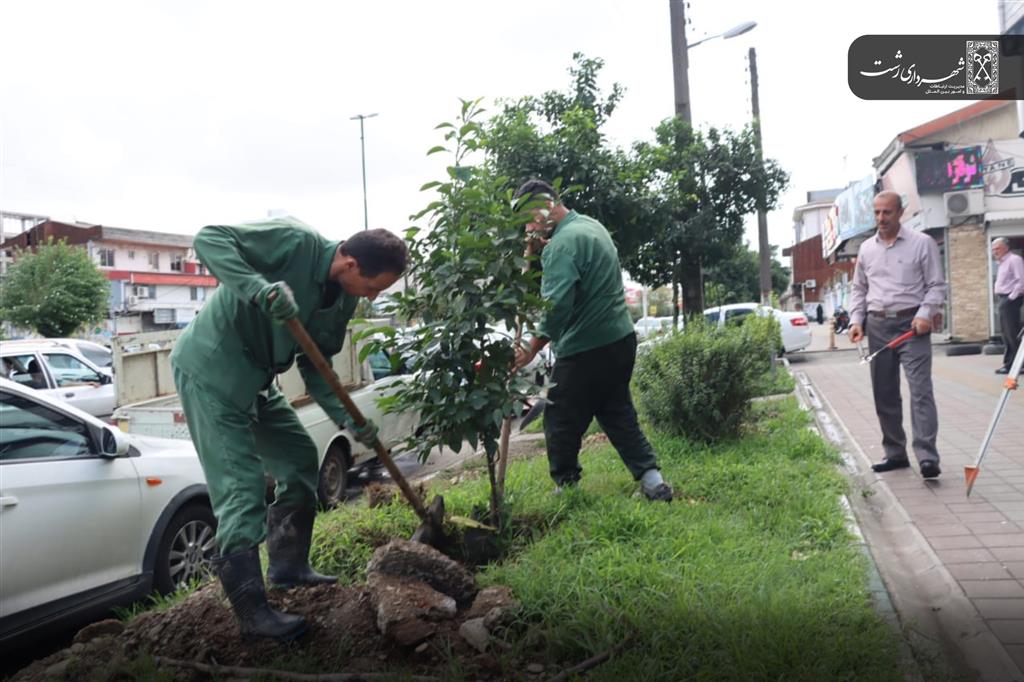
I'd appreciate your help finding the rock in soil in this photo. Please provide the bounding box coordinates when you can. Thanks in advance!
[367,573,457,646]
[458,617,490,653]
[73,618,125,644]
[465,585,519,620]
[367,539,477,607]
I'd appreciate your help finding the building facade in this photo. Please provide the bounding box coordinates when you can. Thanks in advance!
[782,188,856,316]
[1,220,217,338]
[871,101,1022,342]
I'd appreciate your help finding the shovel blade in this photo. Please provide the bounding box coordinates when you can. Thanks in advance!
[410,495,448,548]
[519,398,547,432]
[964,466,981,497]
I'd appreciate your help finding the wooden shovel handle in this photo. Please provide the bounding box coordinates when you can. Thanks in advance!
[283,317,429,522]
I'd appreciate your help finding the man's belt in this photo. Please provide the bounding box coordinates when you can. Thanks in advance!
[868,307,918,319]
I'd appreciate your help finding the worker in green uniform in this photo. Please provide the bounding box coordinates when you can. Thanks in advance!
[170,217,407,641]
[512,180,673,502]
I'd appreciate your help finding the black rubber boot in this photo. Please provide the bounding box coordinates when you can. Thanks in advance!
[266,506,338,588]
[213,547,308,641]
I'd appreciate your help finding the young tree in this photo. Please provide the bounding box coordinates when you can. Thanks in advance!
[0,238,110,337]
[364,99,547,525]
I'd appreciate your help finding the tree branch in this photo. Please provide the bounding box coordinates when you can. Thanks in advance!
[152,656,439,682]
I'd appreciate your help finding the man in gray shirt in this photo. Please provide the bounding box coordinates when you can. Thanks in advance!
[848,190,947,479]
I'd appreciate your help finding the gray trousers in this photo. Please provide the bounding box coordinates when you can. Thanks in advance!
[998,294,1023,370]
[867,315,940,464]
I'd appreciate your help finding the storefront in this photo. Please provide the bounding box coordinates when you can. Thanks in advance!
[983,139,1024,338]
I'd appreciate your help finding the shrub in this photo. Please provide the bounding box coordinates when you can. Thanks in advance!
[633,315,779,442]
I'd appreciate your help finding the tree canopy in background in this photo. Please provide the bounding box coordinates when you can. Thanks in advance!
[0,238,110,338]
[484,53,790,321]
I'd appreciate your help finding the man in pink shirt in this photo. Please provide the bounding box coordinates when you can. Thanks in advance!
[993,238,1024,374]
[849,191,947,479]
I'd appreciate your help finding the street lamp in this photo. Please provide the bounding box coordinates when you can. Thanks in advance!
[669,0,756,123]
[688,20,757,48]
[669,2,760,311]
[350,112,378,231]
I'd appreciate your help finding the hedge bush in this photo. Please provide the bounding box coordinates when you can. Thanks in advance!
[633,315,780,442]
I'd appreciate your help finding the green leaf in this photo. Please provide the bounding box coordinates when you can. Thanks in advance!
[427,145,448,156]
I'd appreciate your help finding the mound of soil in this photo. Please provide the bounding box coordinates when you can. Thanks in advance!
[10,545,537,682]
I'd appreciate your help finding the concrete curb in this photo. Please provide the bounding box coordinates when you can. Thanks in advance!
[794,369,1024,682]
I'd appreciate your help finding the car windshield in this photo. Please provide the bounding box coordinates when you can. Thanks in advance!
[79,345,113,367]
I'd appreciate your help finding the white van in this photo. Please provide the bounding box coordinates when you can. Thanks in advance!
[1,340,116,417]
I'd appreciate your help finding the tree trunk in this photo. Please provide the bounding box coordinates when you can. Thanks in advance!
[486,451,500,528]
[671,258,680,329]
[680,260,704,317]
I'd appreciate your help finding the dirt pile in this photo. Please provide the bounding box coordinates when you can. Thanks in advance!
[9,541,526,681]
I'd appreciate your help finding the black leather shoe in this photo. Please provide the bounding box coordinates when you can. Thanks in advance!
[920,460,942,479]
[996,367,1010,375]
[872,458,911,473]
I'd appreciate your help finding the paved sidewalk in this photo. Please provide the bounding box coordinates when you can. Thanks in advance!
[791,347,1024,679]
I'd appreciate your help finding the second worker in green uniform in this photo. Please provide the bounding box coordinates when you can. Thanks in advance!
[171,217,407,641]
[512,180,673,502]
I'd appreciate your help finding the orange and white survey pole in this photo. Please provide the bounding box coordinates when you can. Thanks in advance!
[965,332,1024,497]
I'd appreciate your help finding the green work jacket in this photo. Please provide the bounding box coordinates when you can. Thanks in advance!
[170,217,357,423]
[538,211,635,358]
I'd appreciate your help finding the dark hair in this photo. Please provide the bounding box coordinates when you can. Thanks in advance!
[513,179,559,204]
[339,229,408,277]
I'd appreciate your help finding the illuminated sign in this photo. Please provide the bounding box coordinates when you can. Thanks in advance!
[914,146,984,191]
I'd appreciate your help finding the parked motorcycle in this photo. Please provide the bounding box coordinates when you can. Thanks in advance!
[833,308,851,334]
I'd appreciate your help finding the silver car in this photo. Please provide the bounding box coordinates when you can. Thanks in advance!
[0,378,216,651]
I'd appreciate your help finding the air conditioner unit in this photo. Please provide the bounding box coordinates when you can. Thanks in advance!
[804,279,817,289]
[127,295,138,305]
[943,189,984,220]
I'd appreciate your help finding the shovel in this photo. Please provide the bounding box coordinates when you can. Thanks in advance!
[282,315,453,549]
[859,329,916,365]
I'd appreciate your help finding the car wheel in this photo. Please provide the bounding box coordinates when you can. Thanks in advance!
[318,443,350,509]
[983,343,1005,356]
[946,344,982,357]
[154,503,217,595]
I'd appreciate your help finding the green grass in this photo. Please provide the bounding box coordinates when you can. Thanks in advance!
[521,412,603,437]
[312,397,906,681]
[750,366,796,397]
[113,577,209,621]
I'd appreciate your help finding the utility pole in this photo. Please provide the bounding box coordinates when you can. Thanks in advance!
[350,113,378,230]
[669,0,692,123]
[750,47,772,306]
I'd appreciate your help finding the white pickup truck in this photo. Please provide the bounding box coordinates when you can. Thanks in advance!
[110,325,417,507]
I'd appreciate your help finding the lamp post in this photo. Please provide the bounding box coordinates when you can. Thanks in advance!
[350,112,378,231]
[748,48,772,306]
[669,0,756,122]
[669,2,758,311]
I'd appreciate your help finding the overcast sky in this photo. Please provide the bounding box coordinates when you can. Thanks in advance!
[0,0,1002,265]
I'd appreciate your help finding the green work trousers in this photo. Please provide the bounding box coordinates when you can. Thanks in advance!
[173,367,319,555]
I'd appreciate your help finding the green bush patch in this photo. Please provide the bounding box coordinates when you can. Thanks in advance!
[634,316,780,441]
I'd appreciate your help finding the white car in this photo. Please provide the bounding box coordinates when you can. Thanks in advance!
[47,338,114,375]
[702,303,812,354]
[635,316,683,339]
[0,378,216,651]
[1,341,116,417]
